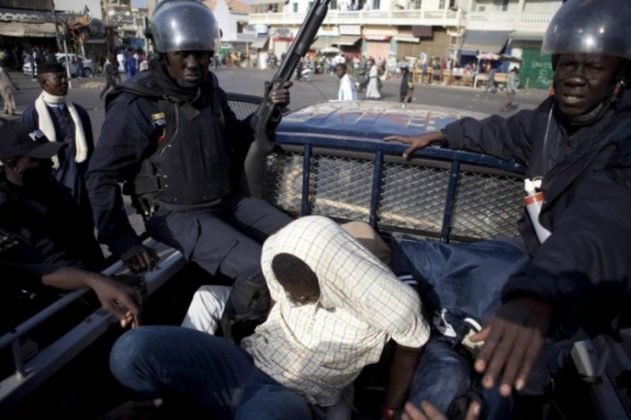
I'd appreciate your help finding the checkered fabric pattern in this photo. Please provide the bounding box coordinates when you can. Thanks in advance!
[241,216,429,407]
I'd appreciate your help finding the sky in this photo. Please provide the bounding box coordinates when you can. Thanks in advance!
[132,0,148,7]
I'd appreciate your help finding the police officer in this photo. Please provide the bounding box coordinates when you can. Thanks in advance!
[386,0,631,414]
[86,0,292,325]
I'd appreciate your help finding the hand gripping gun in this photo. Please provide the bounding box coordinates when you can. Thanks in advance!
[242,0,331,197]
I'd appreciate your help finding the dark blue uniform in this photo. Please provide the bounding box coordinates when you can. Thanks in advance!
[22,103,95,223]
[86,63,291,319]
[404,91,631,414]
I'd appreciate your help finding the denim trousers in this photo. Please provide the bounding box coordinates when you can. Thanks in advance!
[408,337,512,419]
[110,326,312,419]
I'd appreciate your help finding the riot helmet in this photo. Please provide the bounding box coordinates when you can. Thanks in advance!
[542,0,631,60]
[148,0,221,53]
[542,0,630,125]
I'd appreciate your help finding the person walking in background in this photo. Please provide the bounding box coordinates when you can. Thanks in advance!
[335,63,357,101]
[365,58,381,99]
[99,53,119,100]
[485,63,497,93]
[124,50,137,80]
[0,59,19,115]
[400,65,414,107]
[501,67,520,112]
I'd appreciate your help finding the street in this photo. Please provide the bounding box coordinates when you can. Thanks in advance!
[4,67,548,141]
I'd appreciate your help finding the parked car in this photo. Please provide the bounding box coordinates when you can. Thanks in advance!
[22,53,95,78]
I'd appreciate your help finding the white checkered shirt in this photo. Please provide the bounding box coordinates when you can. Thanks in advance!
[241,216,430,407]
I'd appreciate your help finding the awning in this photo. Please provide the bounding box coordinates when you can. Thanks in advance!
[509,31,544,42]
[251,36,269,49]
[364,35,391,42]
[333,36,361,46]
[311,36,337,50]
[0,22,58,38]
[394,36,419,43]
[460,30,511,54]
[412,25,433,38]
[253,0,285,4]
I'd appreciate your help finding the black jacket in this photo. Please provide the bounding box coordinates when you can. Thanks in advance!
[442,92,631,335]
[86,71,254,257]
[0,174,104,270]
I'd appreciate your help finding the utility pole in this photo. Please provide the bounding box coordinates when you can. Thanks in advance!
[51,0,61,51]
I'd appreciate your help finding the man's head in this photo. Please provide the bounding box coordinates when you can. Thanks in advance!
[553,54,623,116]
[37,62,68,96]
[0,123,64,187]
[335,63,347,79]
[271,253,320,306]
[542,0,631,120]
[148,0,220,86]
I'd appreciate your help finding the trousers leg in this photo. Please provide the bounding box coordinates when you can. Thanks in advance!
[224,194,292,243]
[148,208,265,281]
[408,337,472,413]
[110,326,257,416]
[181,285,231,334]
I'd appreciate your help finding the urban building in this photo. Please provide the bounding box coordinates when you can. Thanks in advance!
[249,0,563,89]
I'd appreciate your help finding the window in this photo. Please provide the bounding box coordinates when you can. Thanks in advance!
[293,2,298,12]
[372,0,380,8]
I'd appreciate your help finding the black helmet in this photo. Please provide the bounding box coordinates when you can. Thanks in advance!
[542,0,631,60]
[148,0,221,53]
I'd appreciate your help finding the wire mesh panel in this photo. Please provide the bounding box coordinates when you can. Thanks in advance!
[378,162,450,235]
[451,171,523,239]
[263,150,303,215]
[227,95,261,120]
[309,154,374,222]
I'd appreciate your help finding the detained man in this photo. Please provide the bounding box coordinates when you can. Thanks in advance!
[110,216,429,418]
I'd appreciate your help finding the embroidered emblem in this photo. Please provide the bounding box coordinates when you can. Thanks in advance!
[151,112,166,129]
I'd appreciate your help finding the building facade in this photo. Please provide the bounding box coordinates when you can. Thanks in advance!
[249,0,562,89]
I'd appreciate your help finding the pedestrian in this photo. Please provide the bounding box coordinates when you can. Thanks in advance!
[22,62,95,219]
[485,63,497,93]
[335,63,357,101]
[501,67,519,112]
[400,65,414,107]
[109,216,430,418]
[86,0,293,335]
[0,60,19,115]
[99,53,119,100]
[385,0,631,416]
[365,58,381,99]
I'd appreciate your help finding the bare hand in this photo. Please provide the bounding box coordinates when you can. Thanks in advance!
[401,401,480,420]
[470,297,553,396]
[384,132,445,160]
[121,244,159,273]
[267,80,293,107]
[88,273,143,328]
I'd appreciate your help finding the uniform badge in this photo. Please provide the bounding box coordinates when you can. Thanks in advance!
[151,112,166,129]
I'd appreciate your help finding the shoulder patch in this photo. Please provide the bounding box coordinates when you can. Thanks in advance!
[151,112,166,129]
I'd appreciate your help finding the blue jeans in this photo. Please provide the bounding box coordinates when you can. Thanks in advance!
[408,337,512,419]
[110,326,312,419]
[395,237,530,334]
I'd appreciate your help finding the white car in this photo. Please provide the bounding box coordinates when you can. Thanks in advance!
[23,53,96,78]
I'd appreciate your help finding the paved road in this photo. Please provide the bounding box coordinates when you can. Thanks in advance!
[5,67,548,141]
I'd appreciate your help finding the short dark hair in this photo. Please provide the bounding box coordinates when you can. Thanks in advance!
[271,253,318,287]
[335,63,347,72]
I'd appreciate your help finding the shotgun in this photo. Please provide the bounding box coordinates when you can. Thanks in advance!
[242,0,331,197]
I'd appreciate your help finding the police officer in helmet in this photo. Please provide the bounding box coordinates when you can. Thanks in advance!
[386,0,631,415]
[87,0,293,328]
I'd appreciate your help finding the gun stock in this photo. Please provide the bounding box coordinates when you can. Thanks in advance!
[242,0,330,197]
